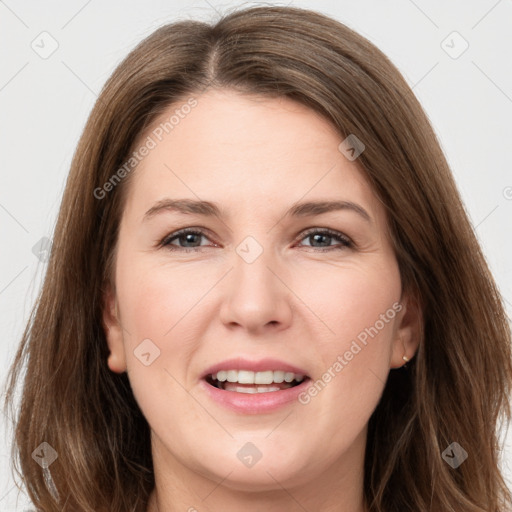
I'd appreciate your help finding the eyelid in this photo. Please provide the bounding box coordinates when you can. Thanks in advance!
[158,226,355,252]
[157,227,218,250]
[296,227,353,248]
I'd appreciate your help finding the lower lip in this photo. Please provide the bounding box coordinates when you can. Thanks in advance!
[199,378,312,414]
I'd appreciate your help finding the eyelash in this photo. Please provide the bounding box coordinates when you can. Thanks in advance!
[158,227,354,253]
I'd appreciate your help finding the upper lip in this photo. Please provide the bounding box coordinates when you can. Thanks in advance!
[201,357,309,379]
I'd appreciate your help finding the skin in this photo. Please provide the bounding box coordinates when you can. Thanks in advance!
[103,88,420,512]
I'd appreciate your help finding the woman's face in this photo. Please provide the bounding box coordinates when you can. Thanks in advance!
[104,88,418,499]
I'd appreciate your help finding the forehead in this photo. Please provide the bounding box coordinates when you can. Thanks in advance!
[123,88,382,224]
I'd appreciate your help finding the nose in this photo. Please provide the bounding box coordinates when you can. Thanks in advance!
[219,243,293,335]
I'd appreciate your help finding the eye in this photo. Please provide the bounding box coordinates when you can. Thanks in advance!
[295,228,354,251]
[160,228,214,252]
[159,227,354,252]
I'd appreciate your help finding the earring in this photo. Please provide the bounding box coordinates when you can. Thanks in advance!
[402,355,410,362]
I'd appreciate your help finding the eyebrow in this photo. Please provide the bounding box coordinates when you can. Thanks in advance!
[143,198,372,223]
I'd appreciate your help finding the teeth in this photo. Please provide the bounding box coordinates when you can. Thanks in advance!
[273,371,285,383]
[226,370,238,382]
[284,372,295,383]
[255,370,273,384]
[223,384,282,393]
[212,370,305,384]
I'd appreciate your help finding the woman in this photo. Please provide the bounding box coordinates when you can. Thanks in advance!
[4,5,512,511]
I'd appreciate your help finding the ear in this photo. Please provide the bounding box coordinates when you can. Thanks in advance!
[102,283,127,374]
[390,293,422,369]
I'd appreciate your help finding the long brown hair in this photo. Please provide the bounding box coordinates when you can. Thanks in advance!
[4,5,512,511]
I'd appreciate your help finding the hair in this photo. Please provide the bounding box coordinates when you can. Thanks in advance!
[3,4,512,511]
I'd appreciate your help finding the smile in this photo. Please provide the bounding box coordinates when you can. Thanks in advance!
[206,370,306,393]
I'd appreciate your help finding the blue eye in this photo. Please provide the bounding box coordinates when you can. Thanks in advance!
[160,229,211,252]
[298,228,353,250]
[159,227,353,252]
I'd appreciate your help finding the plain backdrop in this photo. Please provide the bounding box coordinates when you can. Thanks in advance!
[1,0,511,509]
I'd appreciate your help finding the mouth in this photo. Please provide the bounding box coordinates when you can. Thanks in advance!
[204,370,311,394]
[200,362,313,413]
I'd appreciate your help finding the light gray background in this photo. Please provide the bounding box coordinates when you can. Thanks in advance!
[1,0,511,509]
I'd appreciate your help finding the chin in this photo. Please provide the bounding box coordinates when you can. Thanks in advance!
[192,450,315,492]
[208,465,308,493]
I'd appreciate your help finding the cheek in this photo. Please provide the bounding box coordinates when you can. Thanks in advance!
[117,245,401,369]
[306,259,402,378]
[116,254,211,343]
[114,255,211,420]
[308,257,400,330]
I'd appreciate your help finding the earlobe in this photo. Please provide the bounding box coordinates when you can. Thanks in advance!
[390,295,422,369]
[102,285,127,374]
